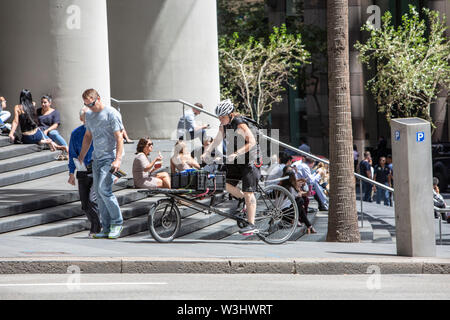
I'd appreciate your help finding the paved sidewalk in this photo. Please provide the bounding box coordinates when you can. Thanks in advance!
[356,198,450,245]
[0,235,449,274]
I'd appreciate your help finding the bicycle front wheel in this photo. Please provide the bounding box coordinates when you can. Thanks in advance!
[254,184,299,244]
[148,199,181,243]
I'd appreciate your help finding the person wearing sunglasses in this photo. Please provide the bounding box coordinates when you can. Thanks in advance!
[78,89,125,239]
[132,137,170,189]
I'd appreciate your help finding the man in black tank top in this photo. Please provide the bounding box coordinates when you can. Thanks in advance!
[202,100,260,235]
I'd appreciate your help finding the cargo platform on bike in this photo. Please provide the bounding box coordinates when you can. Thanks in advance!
[137,170,299,244]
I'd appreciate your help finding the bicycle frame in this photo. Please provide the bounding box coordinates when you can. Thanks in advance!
[141,171,298,243]
[155,180,284,228]
[167,193,248,225]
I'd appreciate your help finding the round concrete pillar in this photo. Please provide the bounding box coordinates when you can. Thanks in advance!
[0,0,111,139]
[107,0,221,139]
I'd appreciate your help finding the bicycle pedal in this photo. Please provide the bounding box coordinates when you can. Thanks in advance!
[242,230,259,236]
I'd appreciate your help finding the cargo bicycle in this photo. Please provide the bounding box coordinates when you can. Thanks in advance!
[138,170,299,244]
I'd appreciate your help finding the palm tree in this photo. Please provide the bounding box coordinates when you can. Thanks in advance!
[326,0,360,242]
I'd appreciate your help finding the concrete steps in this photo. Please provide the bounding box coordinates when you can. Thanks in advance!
[0,135,12,147]
[0,189,147,235]
[179,219,239,240]
[0,143,42,160]
[298,212,328,242]
[0,159,68,187]
[0,173,129,218]
[0,149,60,173]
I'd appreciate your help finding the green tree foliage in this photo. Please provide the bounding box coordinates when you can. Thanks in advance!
[355,6,450,127]
[217,0,268,42]
[219,25,310,123]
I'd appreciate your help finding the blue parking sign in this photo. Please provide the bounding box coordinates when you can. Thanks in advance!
[416,132,425,142]
[395,131,400,141]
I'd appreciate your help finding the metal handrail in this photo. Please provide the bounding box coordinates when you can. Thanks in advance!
[434,206,450,245]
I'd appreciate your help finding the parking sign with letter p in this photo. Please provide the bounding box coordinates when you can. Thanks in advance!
[416,132,425,142]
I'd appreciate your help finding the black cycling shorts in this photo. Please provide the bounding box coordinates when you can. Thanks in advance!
[225,164,260,192]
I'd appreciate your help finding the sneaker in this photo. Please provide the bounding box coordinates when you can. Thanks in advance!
[108,225,123,239]
[93,230,109,239]
[239,224,259,236]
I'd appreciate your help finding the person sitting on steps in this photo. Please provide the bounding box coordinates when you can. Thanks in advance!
[170,140,200,173]
[133,137,171,189]
[37,94,69,159]
[8,89,66,152]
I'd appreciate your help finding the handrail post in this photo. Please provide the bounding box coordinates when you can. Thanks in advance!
[182,103,186,141]
[360,178,364,228]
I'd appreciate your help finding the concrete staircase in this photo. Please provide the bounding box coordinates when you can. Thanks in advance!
[0,137,319,242]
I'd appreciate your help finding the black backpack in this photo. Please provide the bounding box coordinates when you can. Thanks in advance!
[241,116,264,166]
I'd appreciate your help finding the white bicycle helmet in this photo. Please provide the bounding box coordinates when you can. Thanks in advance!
[215,99,234,117]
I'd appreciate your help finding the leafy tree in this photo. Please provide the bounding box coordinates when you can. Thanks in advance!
[219,24,310,123]
[355,6,450,128]
[217,0,268,42]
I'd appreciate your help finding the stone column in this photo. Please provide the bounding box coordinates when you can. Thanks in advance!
[349,0,367,163]
[107,0,221,140]
[0,0,111,139]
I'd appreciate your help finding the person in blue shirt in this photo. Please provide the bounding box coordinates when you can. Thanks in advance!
[359,151,373,202]
[67,107,100,237]
[386,154,393,207]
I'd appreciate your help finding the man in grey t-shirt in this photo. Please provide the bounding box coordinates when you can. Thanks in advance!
[78,89,125,239]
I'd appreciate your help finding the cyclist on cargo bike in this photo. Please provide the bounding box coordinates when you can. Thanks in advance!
[201,99,261,236]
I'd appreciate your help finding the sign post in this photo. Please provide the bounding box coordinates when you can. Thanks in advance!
[391,118,436,257]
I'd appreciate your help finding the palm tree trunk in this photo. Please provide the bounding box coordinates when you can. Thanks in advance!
[326,0,360,242]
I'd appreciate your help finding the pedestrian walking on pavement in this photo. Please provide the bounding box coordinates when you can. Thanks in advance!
[67,107,101,237]
[359,151,373,202]
[373,156,392,206]
[78,89,125,239]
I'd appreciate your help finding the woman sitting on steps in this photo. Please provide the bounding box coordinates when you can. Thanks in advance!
[132,137,171,189]
[8,89,66,153]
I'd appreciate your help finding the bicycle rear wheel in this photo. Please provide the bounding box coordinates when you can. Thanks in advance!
[148,199,181,243]
[254,184,299,244]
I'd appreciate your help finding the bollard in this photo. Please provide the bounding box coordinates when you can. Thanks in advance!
[391,118,436,257]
